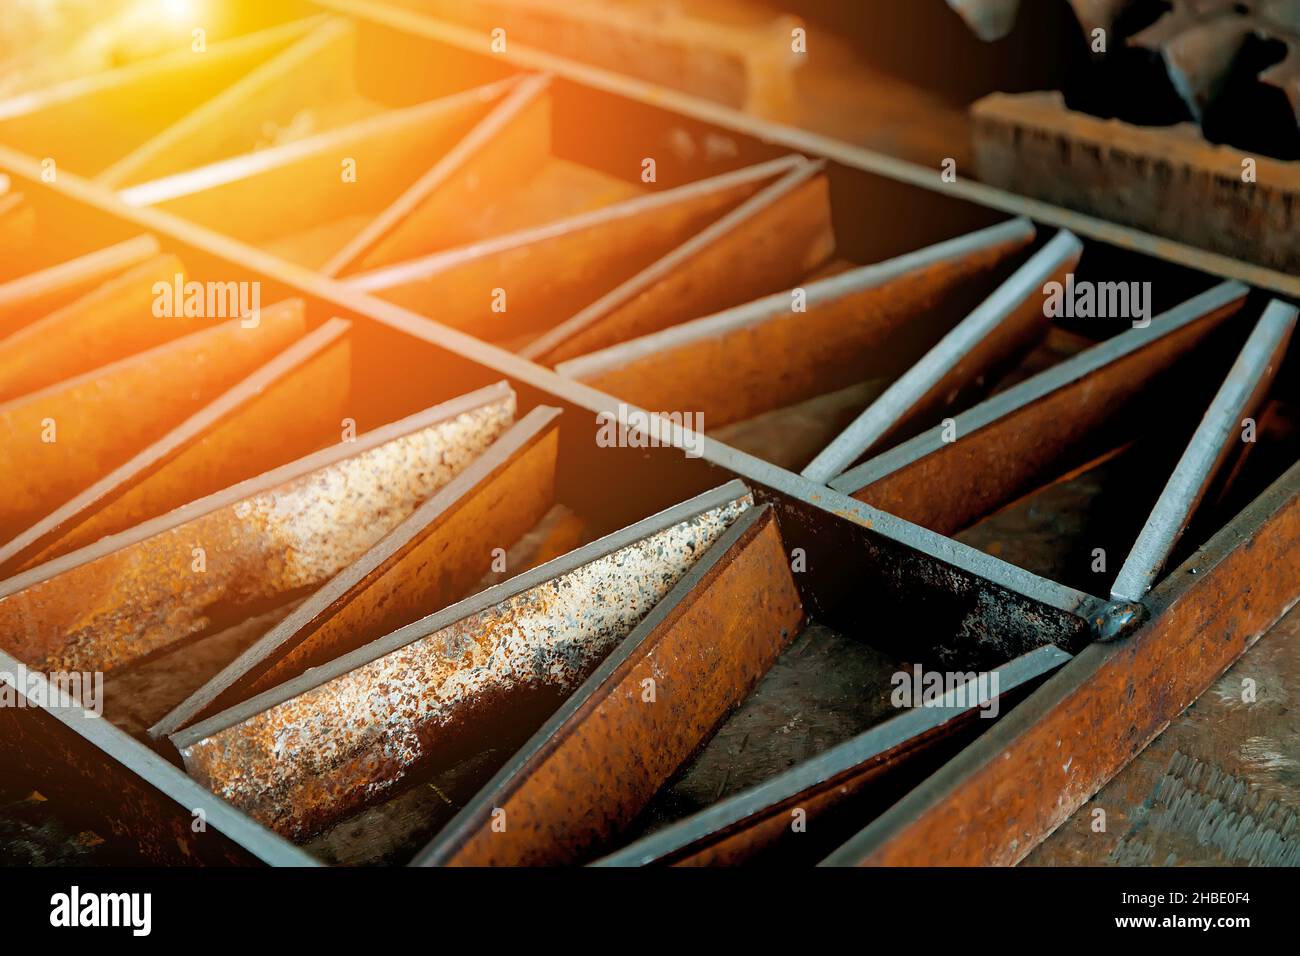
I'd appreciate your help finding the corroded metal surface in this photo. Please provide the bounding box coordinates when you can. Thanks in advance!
[0,252,189,402]
[803,229,1082,483]
[596,643,1069,866]
[0,300,306,542]
[823,460,1300,866]
[0,646,314,867]
[0,234,160,338]
[154,406,562,735]
[1112,300,1296,601]
[416,504,804,866]
[0,319,352,573]
[0,384,516,673]
[346,158,798,339]
[557,218,1036,427]
[323,73,553,276]
[972,91,1300,273]
[523,159,835,364]
[833,282,1249,536]
[173,483,754,840]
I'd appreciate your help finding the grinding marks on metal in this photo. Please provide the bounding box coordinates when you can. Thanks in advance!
[0,299,307,543]
[1111,299,1297,602]
[520,157,834,364]
[153,405,563,737]
[321,73,553,277]
[0,645,317,867]
[415,503,804,866]
[171,481,755,841]
[0,383,517,674]
[554,218,1037,427]
[595,644,1071,867]
[0,234,160,337]
[803,229,1084,484]
[830,281,1250,536]
[0,317,353,575]
[343,156,802,336]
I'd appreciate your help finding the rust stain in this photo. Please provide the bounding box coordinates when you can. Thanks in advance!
[179,496,752,840]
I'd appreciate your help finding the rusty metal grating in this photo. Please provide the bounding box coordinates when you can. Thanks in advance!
[0,1,1295,870]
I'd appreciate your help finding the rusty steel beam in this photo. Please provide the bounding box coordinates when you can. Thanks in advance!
[0,189,36,269]
[0,252,189,402]
[413,0,804,118]
[0,318,353,574]
[322,73,552,277]
[0,17,323,177]
[0,382,517,673]
[0,644,316,866]
[803,229,1083,484]
[0,234,160,337]
[972,91,1300,274]
[822,458,1300,866]
[119,79,516,269]
[414,503,804,866]
[170,481,755,841]
[522,158,835,364]
[154,405,562,736]
[594,644,1070,867]
[830,281,1250,536]
[0,300,307,542]
[345,156,799,339]
[1111,300,1297,602]
[96,18,363,189]
[555,218,1037,427]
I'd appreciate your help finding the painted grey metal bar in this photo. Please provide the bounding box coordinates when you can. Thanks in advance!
[1110,300,1298,603]
[829,280,1251,496]
[802,229,1083,484]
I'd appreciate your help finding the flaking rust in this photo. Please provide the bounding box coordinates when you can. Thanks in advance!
[174,486,755,841]
[0,386,517,673]
[153,406,563,735]
[418,504,805,866]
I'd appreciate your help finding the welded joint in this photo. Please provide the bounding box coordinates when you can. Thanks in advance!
[1091,599,1147,643]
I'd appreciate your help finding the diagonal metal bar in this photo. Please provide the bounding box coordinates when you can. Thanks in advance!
[170,481,755,841]
[0,234,160,337]
[0,316,352,573]
[520,157,834,363]
[321,73,551,277]
[830,281,1250,535]
[96,17,362,189]
[153,405,562,737]
[1111,299,1297,602]
[345,156,800,338]
[822,459,1300,866]
[414,503,804,866]
[0,17,325,178]
[555,218,1037,427]
[0,252,187,402]
[0,645,317,866]
[0,299,307,541]
[594,643,1071,867]
[0,382,517,673]
[803,229,1083,483]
